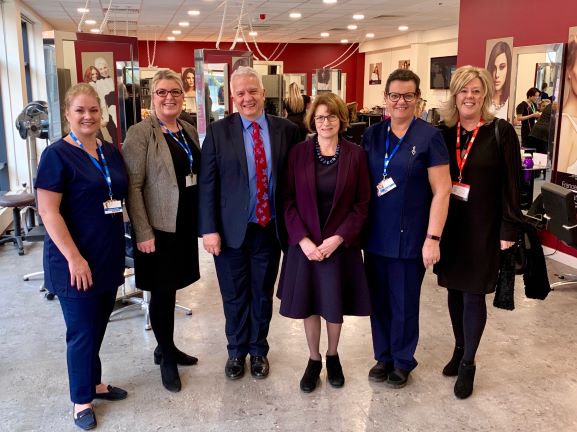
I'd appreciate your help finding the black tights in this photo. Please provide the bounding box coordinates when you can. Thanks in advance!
[149,290,177,363]
[447,289,487,363]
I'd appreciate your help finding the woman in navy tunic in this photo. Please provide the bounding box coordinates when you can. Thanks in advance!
[277,92,371,393]
[36,83,128,430]
[363,69,452,388]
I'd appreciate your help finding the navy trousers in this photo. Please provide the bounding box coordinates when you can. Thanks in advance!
[365,253,426,371]
[214,222,281,358]
[59,289,117,404]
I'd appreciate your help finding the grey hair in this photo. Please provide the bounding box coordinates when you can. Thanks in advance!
[229,66,264,93]
[149,69,184,112]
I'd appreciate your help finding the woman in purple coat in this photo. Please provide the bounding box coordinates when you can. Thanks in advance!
[277,92,371,393]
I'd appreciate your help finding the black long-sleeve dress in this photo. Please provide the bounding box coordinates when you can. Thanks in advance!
[434,119,522,294]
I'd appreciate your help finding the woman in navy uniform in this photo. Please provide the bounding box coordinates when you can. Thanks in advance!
[36,83,128,430]
[363,69,452,388]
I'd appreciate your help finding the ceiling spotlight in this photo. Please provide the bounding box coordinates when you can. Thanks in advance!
[90,28,101,33]
[188,10,200,16]
[398,25,409,31]
[320,32,329,37]
[353,14,365,20]
[172,30,182,35]
[323,0,337,4]
[179,22,189,27]
[84,19,96,25]
[167,36,176,41]
[347,24,357,30]
[77,8,89,13]
[249,31,258,37]
[341,39,349,43]
[366,33,375,38]
[289,12,302,19]
[236,37,243,42]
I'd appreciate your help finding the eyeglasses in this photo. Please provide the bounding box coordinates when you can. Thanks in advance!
[314,114,339,123]
[155,89,184,98]
[386,92,418,102]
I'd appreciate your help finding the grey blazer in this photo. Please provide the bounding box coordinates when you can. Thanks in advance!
[122,115,200,243]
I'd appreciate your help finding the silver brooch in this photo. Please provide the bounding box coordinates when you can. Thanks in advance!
[411,145,416,156]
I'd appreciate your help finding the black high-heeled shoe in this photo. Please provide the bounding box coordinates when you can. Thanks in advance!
[154,346,198,366]
[160,360,181,393]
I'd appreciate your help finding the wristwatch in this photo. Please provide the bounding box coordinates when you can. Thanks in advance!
[426,233,441,241]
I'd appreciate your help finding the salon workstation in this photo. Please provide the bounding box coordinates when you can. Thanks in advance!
[1,0,577,431]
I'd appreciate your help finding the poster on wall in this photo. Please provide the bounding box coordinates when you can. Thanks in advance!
[555,27,577,189]
[80,52,118,146]
[398,60,410,70]
[369,63,382,85]
[485,37,513,120]
[181,67,197,113]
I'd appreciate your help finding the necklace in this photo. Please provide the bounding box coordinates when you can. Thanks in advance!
[315,136,340,165]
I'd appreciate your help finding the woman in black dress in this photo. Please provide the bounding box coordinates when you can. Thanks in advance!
[123,70,201,393]
[277,92,371,393]
[435,66,522,399]
[283,82,310,142]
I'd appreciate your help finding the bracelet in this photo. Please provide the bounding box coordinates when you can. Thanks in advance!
[426,233,441,241]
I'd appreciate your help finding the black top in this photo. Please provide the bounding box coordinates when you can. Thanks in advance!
[315,157,339,229]
[516,101,537,144]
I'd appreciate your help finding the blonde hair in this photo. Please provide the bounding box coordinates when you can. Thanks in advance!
[63,83,101,132]
[441,65,495,127]
[305,92,349,133]
[150,69,184,112]
[285,82,304,113]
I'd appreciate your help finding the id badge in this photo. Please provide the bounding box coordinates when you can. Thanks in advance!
[376,177,397,197]
[185,174,197,187]
[103,199,123,214]
[451,181,470,201]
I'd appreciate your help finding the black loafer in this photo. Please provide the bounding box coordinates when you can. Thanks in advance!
[250,355,270,379]
[368,361,394,382]
[73,406,97,430]
[154,346,198,366]
[93,385,128,401]
[225,357,246,380]
[386,368,410,389]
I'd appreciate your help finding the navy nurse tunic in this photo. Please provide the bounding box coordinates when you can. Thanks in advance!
[35,138,128,298]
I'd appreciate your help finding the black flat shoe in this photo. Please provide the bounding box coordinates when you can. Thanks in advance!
[154,346,198,366]
[300,358,322,393]
[386,368,410,389]
[454,360,476,399]
[250,355,269,379]
[93,385,128,401]
[326,354,345,388]
[73,406,97,430]
[160,361,181,392]
[225,357,245,380]
[368,361,394,382]
[442,346,464,377]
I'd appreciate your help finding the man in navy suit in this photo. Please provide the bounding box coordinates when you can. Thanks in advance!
[199,66,299,379]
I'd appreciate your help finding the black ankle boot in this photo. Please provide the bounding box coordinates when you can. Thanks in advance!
[154,346,198,366]
[300,358,322,393]
[442,346,464,377]
[454,360,476,399]
[160,359,181,393]
[326,354,345,388]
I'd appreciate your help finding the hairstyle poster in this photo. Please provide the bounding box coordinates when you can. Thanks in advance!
[485,38,513,121]
[369,63,382,85]
[398,60,410,70]
[80,51,118,146]
[554,27,577,190]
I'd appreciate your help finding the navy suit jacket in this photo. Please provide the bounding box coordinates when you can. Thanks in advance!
[199,112,300,249]
[284,138,371,248]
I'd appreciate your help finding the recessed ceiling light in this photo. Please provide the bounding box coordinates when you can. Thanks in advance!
[90,28,100,33]
[341,39,349,43]
[353,14,365,20]
[320,32,329,37]
[398,25,409,31]
[347,24,358,30]
[249,31,258,37]
[77,8,89,13]
[167,36,176,41]
[323,0,337,4]
[289,12,302,19]
[85,19,96,25]
[172,30,182,35]
[366,33,375,38]
[235,37,243,42]
[179,22,189,27]
[188,10,200,16]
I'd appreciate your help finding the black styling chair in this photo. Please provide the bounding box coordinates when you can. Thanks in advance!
[541,182,577,289]
[344,122,367,145]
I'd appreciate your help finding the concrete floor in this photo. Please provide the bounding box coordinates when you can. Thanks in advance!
[1,240,577,432]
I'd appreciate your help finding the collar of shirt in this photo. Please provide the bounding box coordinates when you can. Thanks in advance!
[240,112,267,132]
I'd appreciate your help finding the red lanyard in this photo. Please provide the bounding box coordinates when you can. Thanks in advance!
[456,120,483,182]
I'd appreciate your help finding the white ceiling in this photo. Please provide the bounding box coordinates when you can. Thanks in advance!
[23,0,460,44]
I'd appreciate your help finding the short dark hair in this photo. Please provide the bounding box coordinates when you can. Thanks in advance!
[385,69,421,95]
[526,87,540,98]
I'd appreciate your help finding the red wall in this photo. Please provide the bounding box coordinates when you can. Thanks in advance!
[138,41,365,105]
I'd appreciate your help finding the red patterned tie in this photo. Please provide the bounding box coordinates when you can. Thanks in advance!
[251,122,270,226]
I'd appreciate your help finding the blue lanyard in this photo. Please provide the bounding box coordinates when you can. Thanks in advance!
[69,131,114,200]
[159,120,193,174]
[382,117,416,178]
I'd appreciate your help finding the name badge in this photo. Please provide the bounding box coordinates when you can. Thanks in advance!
[186,174,197,187]
[451,181,470,201]
[103,199,123,214]
[376,177,397,197]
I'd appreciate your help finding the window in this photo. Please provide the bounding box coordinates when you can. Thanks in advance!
[21,19,32,102]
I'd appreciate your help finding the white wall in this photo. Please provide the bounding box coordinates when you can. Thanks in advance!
[513,52,547,111]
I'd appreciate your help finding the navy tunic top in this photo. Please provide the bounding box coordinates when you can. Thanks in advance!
[35,138,128,298]
[362,119,449,259]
